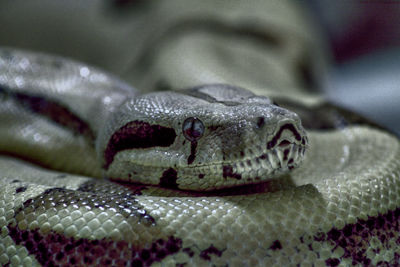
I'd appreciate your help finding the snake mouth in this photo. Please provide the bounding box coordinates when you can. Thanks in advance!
[223,122,308,181]
[266,122,308,169]
[224,142,307,181]
[176,121,308,186]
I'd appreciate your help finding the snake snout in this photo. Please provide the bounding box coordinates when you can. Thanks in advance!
[266,121,307,171]
[267,123,304,149]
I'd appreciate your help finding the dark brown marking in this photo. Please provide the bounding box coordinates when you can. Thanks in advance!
[20,186,155,225]
[278,140,291,147]
[259,154,267,160]
[104,120,176,169]
[198,174,205,179]
[300,208,400,265]
[222,165,241,180]
[187,142,197,165]
[267,124,301,149]
[269,240,282,250]
[3,88,95,141]
[7,224,182,267]
[160,168,178,189]
[15,186,27,194]
[183,247,194,258]
[325,258,341,267]
[199,245,223,261]
[283,149,290,161]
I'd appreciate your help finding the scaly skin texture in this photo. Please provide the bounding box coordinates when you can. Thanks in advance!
[0,49,306,191]
[98,84,307,191]
[0,1,400,266]
[0,127,400,266]
[0,48,312,266]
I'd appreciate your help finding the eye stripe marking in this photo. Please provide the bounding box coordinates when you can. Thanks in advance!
[104,121,176,169]
[187,142,197,165]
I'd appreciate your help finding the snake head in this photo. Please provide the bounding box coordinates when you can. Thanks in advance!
[97,84,307,191]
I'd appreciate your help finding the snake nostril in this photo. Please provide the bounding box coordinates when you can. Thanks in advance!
[256,117,265,128]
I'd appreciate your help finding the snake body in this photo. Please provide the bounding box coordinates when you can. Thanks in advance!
[1,2,400,267]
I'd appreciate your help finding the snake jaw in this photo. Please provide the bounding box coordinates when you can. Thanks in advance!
[263,120,308,173]
[183,119,308,191]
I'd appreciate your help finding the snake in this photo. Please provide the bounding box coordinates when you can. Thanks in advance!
[1,2,400,267]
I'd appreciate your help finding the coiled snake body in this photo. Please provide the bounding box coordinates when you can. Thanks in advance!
[1,4,400,267]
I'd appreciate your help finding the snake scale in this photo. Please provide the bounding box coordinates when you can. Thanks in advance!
[1,1,400,266]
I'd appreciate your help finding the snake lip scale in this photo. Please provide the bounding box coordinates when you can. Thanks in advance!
[219,123,308,182]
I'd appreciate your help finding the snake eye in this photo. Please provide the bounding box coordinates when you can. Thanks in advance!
[182,117,204,142]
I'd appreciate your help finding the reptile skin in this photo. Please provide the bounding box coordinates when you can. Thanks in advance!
[1,1,400,267]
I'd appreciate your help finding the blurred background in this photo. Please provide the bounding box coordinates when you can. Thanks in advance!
[307,0,400,136]
[0,0,399,135]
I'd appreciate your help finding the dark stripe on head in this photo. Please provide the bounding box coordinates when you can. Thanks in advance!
[104,121,176,169]
[181,84,245,106]
[0,87,95,141]
[267,124,301,149]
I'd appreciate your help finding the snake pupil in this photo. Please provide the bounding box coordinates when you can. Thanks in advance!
[183,117,204,142]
